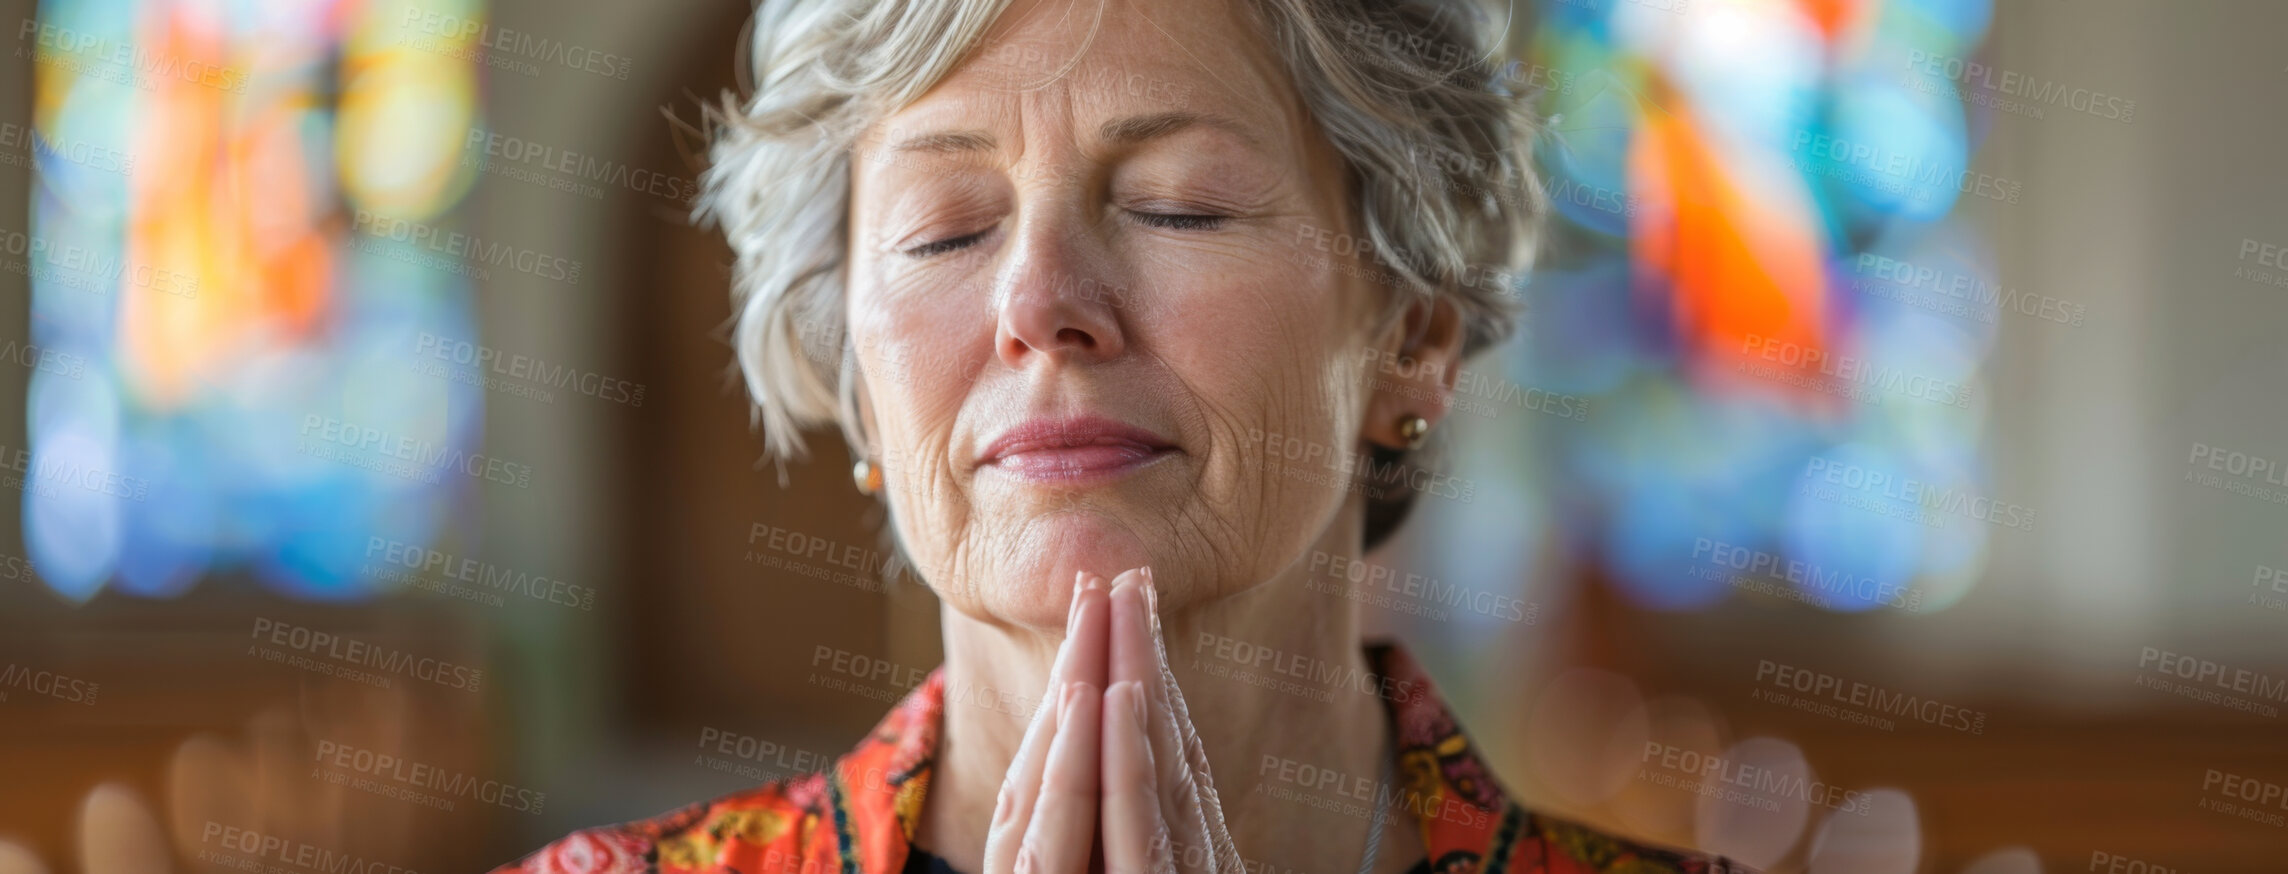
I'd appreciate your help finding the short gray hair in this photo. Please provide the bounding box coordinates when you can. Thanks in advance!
[697,0,1546,466]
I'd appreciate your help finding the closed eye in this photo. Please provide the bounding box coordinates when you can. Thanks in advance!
[902,229,990,258]
[1128,211,1226,231]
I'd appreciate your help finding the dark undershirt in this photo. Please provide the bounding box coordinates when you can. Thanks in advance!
[901,846,966,874]
[899,846,1434,874]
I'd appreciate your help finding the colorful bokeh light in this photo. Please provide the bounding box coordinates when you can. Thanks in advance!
[25,0,486,601]
[1504,0,2001,613]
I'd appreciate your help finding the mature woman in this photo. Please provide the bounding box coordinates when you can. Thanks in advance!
[499,0,1750,871]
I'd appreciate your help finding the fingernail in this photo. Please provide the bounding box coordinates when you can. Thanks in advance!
[1073,576,1104,633]
[1068,571,1086,625]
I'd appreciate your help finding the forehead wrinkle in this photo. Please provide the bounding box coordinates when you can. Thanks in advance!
[1126,5,1289,129]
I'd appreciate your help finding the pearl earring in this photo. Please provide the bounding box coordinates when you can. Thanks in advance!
[1397,414,1431,450]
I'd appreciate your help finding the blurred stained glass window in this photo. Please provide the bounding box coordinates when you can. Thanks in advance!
[25,0,485,601]
[1437,0,2005,614]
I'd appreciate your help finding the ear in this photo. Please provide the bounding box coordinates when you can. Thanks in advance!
[1361,294,1467,450]
[839,342,882,471]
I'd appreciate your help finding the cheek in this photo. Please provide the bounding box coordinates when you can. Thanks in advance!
[1154,261,1369,583]
[847,275,992,572]
[850,266,993,434]
[1166,252,1365,434]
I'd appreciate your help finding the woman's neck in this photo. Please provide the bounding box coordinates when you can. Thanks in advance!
[914,513,1424,874]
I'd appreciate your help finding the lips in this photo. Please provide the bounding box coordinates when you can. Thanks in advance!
[978,416,1178,484]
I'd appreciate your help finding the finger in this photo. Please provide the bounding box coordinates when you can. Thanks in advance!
[1108,569,1160,690]
[1062,572,1113,694]
[985,573,1102,874]
[1141,568,1242,870]
[1156,665,1239,872]
[984,671,1062,874]
[1031,572,1109,783]
[1047,572,1107,700]
[1113,568,1181,766]
[1101,681,1175,874]
[1022,681,1102,874]
[1110,569,1210,865]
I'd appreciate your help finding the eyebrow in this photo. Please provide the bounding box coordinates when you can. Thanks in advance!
[887,129,997,155]
[1098,110,1262,150]
[882,111,1264,156]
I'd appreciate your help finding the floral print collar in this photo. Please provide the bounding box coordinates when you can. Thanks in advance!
[495,642,1750,874]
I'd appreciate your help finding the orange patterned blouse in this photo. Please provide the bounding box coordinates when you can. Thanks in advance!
[492,643,1752,874]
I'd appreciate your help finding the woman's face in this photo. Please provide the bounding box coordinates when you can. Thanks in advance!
[845,0,1392,630]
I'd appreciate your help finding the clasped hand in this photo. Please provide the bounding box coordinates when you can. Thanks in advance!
[981,568,1242,874]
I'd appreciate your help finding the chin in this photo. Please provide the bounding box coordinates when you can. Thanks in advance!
[968,507,1162,630]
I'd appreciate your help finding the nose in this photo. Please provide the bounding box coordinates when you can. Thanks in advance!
[992,213,1127,367]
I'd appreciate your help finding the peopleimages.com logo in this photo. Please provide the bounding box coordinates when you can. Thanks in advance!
[1691,538,1923,612]
[399,7,632,81]
[1901,50,2136,123]
[412,332,642,407]
[0,661,98,705]
[199,822,418,874]
[1753,659,1988,735]
[363,537,596,611]
[1854,254,2085,327]
[1800,456,2037,532]
[15,19,249,93]
[313,740,544,814]
[249,618,484,692]
[1741,334,1974,408]
[352,211,583,285]
[297,415,534,489]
